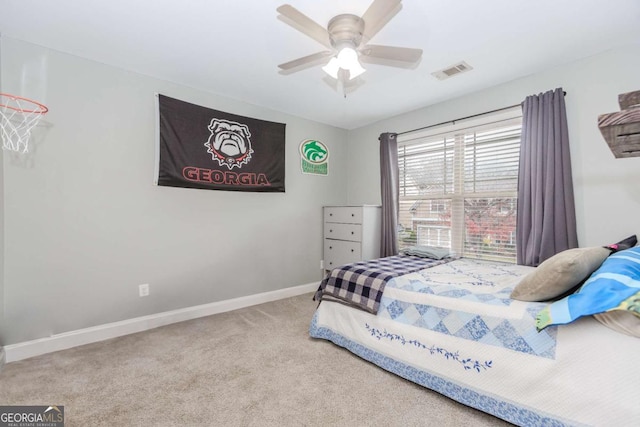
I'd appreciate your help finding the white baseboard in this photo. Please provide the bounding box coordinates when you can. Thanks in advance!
[4,283,317,363]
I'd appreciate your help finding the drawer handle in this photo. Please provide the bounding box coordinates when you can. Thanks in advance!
[329,229,333,233]
[351,249,354,252]
[351,231,354,235]
[329,213,333,216]
[329,262,333,265]
[329,246,333,249]
[351,213,355,217]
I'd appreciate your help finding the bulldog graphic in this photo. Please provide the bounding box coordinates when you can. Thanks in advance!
[204,118,254,169]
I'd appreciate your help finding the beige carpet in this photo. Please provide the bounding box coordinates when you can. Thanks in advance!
[0,293,511,426]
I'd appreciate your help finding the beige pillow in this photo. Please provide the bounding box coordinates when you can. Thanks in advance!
[511,247,610,302]
[594,311,640,338]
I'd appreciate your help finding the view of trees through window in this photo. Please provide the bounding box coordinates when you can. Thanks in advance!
[398,116,521,263]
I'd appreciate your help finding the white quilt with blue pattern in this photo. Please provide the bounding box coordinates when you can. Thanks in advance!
[379,259,557,359]
[310,258,640,427]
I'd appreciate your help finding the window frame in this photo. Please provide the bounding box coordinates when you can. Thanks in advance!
[397,107,522,262]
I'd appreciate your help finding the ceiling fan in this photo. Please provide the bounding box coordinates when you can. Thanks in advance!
[277,0,422,96]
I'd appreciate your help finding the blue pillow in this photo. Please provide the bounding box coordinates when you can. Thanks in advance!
[536,246,640,332]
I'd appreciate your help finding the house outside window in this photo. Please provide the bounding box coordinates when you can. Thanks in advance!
[397,108,522,263]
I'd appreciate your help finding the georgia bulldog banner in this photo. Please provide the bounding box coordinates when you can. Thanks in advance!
[155,94,286,192]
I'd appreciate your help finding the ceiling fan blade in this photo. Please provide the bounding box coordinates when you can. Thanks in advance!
[277,4,332,49]
[278,51,333,74]
[360,44,422,63]
[361,0,402,42]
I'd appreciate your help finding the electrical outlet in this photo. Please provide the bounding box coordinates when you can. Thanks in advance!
[320,260,324,269]
[139,283,150,297]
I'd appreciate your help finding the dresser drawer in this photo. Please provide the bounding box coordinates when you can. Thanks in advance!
[324,223,362,242]
[324,206,363,224]
[324,239,362,269]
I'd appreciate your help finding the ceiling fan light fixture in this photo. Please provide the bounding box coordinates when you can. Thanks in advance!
[277,1,422,93]
[322,47,366,80]
[321,57,340,79]
[338,47,366,79]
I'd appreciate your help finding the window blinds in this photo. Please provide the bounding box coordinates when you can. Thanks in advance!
[398,116,521,262]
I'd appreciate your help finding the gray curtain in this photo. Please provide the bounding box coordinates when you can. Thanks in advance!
[517,88,578,266]
[379,132,399,257]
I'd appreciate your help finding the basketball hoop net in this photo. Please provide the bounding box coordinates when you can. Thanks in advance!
[0,93,49,153]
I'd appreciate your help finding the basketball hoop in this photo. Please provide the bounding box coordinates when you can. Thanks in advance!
[0,93,49,153]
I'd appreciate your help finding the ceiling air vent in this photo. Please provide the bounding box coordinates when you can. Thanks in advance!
[431,61,473,80]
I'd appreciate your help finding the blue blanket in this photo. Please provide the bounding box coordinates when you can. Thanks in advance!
[314,255,454,314]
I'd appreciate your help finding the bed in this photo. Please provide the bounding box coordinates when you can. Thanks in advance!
[310,251,640,427]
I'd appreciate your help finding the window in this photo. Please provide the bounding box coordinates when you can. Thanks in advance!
[430,200,446,213]
[398,110,521,263]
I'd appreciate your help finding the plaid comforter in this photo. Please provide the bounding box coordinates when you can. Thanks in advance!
[314,255,455,314]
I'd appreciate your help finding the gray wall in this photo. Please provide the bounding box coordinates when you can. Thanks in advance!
[347,44,640,248]
[0,35,5,345]
[0,141,4,346]
[0,38,348,345]
[0,130,4,347]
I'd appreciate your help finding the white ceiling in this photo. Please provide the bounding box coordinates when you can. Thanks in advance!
[1,0,639,130]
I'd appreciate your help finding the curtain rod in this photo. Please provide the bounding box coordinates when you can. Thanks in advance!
[396,91,567,136]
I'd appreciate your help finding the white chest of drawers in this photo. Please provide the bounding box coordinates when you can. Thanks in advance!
[323,205,381,271]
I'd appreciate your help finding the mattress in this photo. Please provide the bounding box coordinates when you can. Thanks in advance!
[310,258,640,426]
